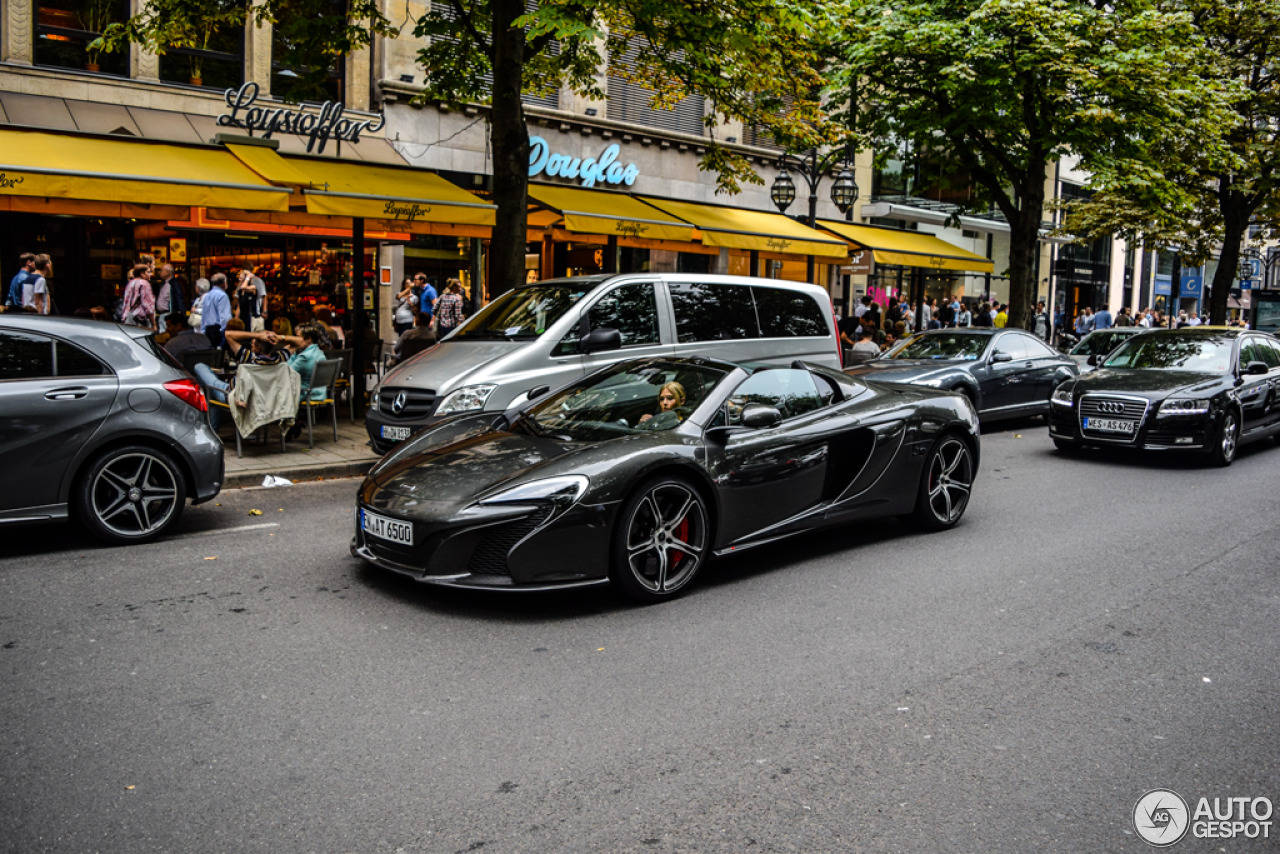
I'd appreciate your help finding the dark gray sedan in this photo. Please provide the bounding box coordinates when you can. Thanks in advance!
[0,315,223,544]
[845,328,1078,422]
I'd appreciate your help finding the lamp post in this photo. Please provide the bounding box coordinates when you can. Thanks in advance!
[769,148,859,284]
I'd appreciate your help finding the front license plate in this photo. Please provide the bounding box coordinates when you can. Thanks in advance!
[362,510,414,546]
[381,425,412,441]
[1083,417,1135,434]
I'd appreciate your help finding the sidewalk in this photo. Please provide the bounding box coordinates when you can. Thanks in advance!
[221,413,381,489]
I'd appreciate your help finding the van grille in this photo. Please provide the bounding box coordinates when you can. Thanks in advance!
[378,387,437,420]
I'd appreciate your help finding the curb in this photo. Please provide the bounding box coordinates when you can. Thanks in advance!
[223,459,376,489]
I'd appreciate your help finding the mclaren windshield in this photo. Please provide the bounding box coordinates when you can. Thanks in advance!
[515,361,729,442]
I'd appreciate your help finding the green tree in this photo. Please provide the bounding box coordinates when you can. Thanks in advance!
[832,0,1217,330]
[1065,0,1279,323]
[415,0,835,294]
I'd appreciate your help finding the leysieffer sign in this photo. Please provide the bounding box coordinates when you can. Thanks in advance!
[217,83,386,154]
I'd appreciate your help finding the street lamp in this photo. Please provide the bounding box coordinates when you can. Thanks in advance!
[768,148,860,283]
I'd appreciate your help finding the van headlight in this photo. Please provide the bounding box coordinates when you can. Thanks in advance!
[1159,397,1209,416]
[1051,386,1075,407]
[435,384,497,415]
[478,475,589,507]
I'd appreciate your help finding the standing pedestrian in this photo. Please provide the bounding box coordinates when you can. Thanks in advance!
[23,255,53,315]
[1033,301,1050,340]
[434,279,466,337]
[1093,304,1113,330]
[7,252,35,311]
[120,263,156,329]
[956,300,972,327]
[155,263,184,331]
[393,277,419,335]
[414,274,438,325]
[202,272,233,347]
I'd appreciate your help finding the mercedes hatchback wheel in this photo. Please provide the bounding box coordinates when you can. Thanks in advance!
[76,445,186,544]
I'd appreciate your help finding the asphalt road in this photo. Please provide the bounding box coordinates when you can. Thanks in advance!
[3,422,1279,853]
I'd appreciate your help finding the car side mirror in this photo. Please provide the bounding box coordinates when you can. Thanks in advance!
[991,351,1013,363]
[1087,354,1100,366]
[527,384,550,400]
[741,403,782,429]
[1246,360,1269,376]
[579,327,622,354]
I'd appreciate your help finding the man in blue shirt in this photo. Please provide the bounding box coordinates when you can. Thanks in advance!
[413,273,438,324]
[1092,305,1114,330]
[8,253,35,310]
[201,272,233,347]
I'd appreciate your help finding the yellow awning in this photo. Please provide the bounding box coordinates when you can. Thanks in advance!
[818,220,994,273]
[0,129,291,211]
[527,184,694,243]
[639,197,849,258]
[224,145,496,227]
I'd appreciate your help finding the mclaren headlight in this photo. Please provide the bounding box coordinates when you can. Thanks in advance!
[1158,397,1210,416]
[1051,386,1075,407]
[477,475,590,507]
[435,384,497,416]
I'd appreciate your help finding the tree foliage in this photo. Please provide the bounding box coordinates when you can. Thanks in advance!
[832,0,1213,329]
[1066,0,1280,323]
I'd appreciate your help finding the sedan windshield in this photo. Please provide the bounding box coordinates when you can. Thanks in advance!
[1071,330,1139,357]
[1101,334,1231,373]
[452,283,599,340]
[520,361,729,442]
[883,331,990,361]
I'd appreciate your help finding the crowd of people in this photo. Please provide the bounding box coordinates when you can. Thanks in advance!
[389,273,469,363]
[837,294,1032,358]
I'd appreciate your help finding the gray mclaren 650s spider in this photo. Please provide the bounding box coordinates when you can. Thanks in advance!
[352,356,980,602]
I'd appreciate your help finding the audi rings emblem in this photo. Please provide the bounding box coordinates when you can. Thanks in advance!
[1097,400,1126,415]
[391,392,408,414]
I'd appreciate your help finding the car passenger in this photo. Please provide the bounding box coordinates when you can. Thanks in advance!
[638,381,686,429]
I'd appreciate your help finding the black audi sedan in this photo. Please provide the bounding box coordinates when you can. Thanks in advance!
[844,328,1078,422]
[1048,328,1280,465]
[353,356,980,602]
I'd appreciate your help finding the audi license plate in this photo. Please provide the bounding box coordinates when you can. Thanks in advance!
[1083,417,1135,434]
[362,510,414,546]
[381,425,411,441]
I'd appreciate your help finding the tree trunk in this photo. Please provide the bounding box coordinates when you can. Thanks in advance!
[488,0,530,298]
[1004,169,1046,331]
[1208,182,1251,325]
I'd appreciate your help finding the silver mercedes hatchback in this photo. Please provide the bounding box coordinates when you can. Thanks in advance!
[0,315,223,544]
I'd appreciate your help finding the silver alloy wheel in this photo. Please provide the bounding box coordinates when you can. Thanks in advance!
[624,482,708,595]
[89,451,181,539]
[1220,412,1238,463]
[925,437,974,524]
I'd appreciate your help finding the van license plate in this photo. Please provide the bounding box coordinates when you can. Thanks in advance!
[362,510,414,546]
[381,425,411,441]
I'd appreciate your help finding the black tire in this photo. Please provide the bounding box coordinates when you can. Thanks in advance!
[609,476,711,603]
[908,434,975,531]
[1053,437,1080,455]
[75,444,186,544]
[1208,410,1239,467]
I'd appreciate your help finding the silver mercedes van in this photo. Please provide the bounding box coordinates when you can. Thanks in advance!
[366,273,842,452]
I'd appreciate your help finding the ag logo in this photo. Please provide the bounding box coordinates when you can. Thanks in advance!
[1134,789,1190,847]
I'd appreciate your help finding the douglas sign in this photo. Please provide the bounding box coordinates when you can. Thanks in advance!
[528,136,640,188]
[217,83,386,154]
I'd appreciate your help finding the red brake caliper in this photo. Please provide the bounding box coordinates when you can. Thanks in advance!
[669,517,689,567]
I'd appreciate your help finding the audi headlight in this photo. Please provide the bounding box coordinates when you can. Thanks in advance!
[1159,397,1210,416]
[478,475,589,506]
[1051,386,1075,407]
[435,384,497,416]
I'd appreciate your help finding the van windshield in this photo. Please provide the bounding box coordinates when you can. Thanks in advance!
[453,284,597,340]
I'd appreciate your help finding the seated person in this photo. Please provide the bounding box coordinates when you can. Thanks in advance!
[850,329,880,359]
[394,310,438,363]
[274,326,330,441]
[637,381,686,430]
[192,329,286,430]
[164,313,211,358]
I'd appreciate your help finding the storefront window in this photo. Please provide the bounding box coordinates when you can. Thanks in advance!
[271,0,345,102]
[157,4,244,90]
[35,0,128,76]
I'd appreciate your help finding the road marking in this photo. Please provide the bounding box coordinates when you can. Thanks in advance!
[183,522,281,538]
